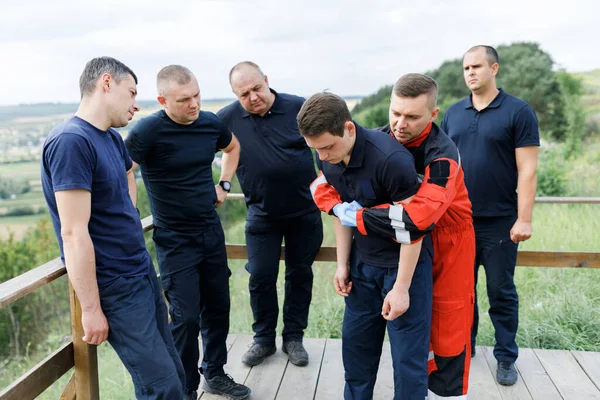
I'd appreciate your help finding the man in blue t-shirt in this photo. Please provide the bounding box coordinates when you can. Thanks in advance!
[125,65,250,400]
[41,57,185,399]
[443,45,540,387]
[298,92,434,400]
[217,62,323,368]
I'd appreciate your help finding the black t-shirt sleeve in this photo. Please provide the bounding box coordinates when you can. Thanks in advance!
[45,133,94,192]
[513,105,540,148]
[124,117,160,164]
[381,151,421,203]
[215,118,233,150]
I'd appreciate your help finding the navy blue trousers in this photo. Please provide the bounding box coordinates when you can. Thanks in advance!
[343,237,433,400]
[100,262,185,399]
[472,216,519,362]
[153,224,230,394]
[245,210,323,345]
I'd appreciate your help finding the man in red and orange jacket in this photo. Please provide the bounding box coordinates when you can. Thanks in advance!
[311,74,475,399]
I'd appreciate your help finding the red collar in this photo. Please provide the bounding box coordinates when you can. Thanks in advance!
[403,122,432,148]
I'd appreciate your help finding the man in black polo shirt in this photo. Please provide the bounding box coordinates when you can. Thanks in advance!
[217,61,323,367]
[125,65,250,400]
[443,45,540,386]
[298,92,433,400]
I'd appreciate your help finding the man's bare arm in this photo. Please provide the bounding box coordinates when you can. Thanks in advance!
[56,189,108,345]
[333,217,354,296]
[127,162,138,208]
[215,134,241,207]
[511,146,538,243]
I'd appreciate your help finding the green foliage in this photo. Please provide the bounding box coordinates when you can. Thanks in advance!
[0,176,30,200]
[351,85,392,115]
[536,145,570,197]
[355,102,389,129]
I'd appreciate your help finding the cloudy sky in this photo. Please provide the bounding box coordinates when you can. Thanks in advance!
[1,0,599,106]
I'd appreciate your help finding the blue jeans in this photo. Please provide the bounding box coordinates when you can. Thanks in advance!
[99,262,185,399]
[245,210,323,345]
[472,215,519,362]
[153,224,231,394]
[343,237,433,400]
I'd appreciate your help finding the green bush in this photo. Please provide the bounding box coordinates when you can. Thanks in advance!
[536,145,569,197]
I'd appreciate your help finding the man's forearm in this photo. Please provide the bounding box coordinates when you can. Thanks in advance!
[62,232,101,312]
[220,140,240,182]
[127,170,137,207]
[394,240,423,290]
[334,217,353,266]
[517,172,537,222]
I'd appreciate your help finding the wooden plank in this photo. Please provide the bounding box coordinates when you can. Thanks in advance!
[534,196,600,204]
[514,348,562,400]
[275,338,326,400]
[314,338,345,400]
[572,350,600,392]
[243,337,289,399]
[517,251,600,268]
[69,280,99,400]
[481,346,532,399]
[59,372,76,400]
[373,341,394,399]
[0,258,65,308]
[468,346,502,400]
[0,342,74,400]
[200,334,250,400]
[535,349,600,400]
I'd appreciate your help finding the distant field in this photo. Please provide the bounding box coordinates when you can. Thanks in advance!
[0,213,45,240]
[0,160,40,180]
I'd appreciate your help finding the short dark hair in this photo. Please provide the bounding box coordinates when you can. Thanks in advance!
[392,73,438,110]
[297,92,351,138]
[79,57,137,99]
[157,65,195,96]
[229,61,264,84]
[466,45,499,65]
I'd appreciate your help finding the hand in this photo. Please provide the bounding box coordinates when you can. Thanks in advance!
[81,308,109,345]
[382,286,409,320]
[332,201,363,227]
[215,185,228,208]
[510,219,532,243]
[333,262,353,297]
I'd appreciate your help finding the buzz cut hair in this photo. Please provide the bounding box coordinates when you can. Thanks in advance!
[157,65,195,96]
[392,73,438,111]
[466,45,499,65]
[228,61,264,84]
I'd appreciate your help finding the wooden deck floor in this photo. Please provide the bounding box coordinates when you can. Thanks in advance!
[198,334,600,399]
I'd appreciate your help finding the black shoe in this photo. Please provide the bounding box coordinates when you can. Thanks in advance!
[241,342,276,366]
[497,361,518,386]
[282,341,309,366]
[183,390,197,400]
[202,374,251,400]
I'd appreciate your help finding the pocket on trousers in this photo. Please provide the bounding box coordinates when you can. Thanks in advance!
[160,275,182,323]
[431,299,466,357]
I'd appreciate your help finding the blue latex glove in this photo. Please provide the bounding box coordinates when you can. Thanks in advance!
[333,201,364,227]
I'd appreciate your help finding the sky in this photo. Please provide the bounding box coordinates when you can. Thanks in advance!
[1,0,599,106]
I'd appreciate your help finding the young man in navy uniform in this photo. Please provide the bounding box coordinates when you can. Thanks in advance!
[217,62,323,367]
[443,45,540,386]
[125,65,250,400]
[298,92,433,400]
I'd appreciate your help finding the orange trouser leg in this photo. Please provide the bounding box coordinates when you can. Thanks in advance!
[427,222,475,398]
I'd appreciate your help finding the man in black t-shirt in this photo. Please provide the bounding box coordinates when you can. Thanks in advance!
[125,65,250,400]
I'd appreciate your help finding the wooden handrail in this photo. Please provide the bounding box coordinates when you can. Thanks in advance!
[0,342,74,400]
[0,258,65,308]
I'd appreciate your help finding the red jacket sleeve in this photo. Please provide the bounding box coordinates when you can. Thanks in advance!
[310,172,342,214]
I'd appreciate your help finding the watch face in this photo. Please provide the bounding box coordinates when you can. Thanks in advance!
[221,181,231,191]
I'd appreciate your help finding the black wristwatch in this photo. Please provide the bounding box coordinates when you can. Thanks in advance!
[218,180,231,192]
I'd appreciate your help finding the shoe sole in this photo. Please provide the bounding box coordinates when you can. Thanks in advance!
[201,384,251,400]
[282,346,309,367]
[497,378,518,386]
[241,346,276,366]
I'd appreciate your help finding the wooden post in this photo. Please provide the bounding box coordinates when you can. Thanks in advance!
[68,280,100,400]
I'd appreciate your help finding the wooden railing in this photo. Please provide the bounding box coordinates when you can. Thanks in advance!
[0,196,598,399]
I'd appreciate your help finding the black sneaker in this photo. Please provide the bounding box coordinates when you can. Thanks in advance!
[183,390,197,400]
[282,341,309,366]
[202,374,251,400]
[241,342,276,366]
[497,361,518,386]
